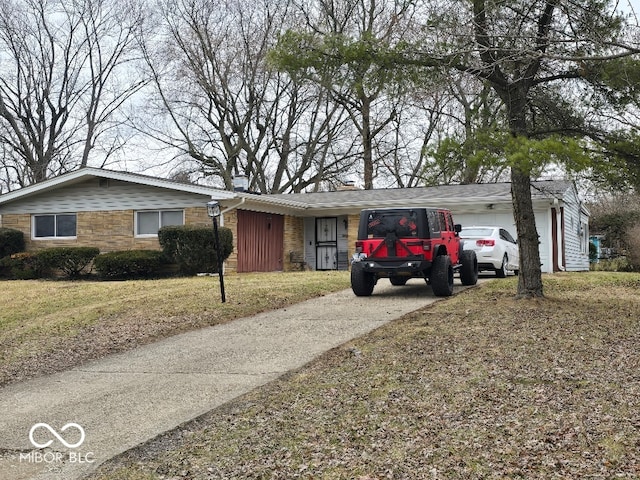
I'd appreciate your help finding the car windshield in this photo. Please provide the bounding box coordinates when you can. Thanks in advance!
[366,211,418,238]
[461,228,494,237]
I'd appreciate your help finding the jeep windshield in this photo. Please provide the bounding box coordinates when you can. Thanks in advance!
[366,211,418,238]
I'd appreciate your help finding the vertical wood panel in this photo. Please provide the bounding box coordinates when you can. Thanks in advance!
[237,210,284,272]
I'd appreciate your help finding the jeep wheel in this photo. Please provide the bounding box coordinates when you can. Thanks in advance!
[389,276,408,286]
[431,255,454,297]
[460,250,478,286]
[496,255,508,278]
[351,263,376,296]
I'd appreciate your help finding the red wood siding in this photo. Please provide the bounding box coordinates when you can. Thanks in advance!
[236,210,284,272]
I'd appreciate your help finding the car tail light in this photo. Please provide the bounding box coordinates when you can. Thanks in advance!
[476,239,495,247]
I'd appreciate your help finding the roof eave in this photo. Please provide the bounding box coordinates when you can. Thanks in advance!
[0,167,236,206]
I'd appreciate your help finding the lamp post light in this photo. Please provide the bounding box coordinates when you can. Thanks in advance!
[207,200,226,303]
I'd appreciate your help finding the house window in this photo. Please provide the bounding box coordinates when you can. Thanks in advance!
[135,210,184,236]
[580,221,589,254]
[33,214,77,239]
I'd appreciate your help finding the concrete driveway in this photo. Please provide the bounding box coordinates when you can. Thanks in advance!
[0,279,481,480]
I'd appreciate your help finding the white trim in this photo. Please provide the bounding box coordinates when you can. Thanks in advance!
[0,168,236,206]
[31,213,78,240]
[134,209,185,238]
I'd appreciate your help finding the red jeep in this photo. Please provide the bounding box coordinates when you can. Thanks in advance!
[350,207,478,296]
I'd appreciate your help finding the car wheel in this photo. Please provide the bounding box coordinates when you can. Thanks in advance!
[431,255,454,297]
[351,263,376,296]
[389,276,408,286]
[460,250,478,286]
[496,255,508,278]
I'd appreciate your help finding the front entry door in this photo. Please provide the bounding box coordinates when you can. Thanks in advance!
[316,217,338,270]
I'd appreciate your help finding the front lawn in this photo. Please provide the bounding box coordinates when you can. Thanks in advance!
[90,272,640,479]
[0,271,350,386]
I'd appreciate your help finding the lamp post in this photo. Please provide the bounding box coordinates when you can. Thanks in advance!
[207,200,226,303]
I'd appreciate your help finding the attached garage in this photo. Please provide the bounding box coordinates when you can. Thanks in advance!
[257,180,590,274]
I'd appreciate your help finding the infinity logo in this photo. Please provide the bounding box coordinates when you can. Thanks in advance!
[29,423,86,449]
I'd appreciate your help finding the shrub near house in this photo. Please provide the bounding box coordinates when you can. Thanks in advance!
[0,246,100,279]
[37,247,100,278]
[0,227,25,258]
[0,227,28,278]
[159,225,233,275]
[94,250,165,279]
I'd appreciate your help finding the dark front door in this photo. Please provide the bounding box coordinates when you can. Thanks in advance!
[316,217,338,270]
[237,210,284,272]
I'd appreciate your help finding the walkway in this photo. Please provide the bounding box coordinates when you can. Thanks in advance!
[0,280,478,480]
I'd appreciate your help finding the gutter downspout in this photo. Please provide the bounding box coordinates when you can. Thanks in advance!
[217,197,246,227]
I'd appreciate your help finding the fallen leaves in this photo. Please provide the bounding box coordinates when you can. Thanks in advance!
[90,272,640,479]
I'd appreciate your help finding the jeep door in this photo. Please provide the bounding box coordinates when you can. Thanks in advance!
[442,211,460,264]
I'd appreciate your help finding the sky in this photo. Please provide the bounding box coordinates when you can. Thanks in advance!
[620,0,640,18]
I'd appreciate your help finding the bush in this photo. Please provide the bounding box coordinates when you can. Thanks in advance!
[158,225,233,275]
[0,227,25,259]
[624,224,640,272]
[0,252,44,279]
[94,250,165,279]
[589,256,632,272]
[36,247,100,278]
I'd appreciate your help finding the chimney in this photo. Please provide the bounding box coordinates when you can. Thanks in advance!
[337,180,358,191]
[232,175,249,192]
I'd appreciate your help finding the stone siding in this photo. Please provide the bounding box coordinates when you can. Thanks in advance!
[347,213,360,265]
[1,206,227,253]
[283,215,305,271]
[1,207,306,275]
[221,209,238,273]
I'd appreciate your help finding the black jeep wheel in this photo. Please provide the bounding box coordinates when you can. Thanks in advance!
[389,276,408,286]
[431,255,454,297]
[351,263,376,296]
[460,250,478,286]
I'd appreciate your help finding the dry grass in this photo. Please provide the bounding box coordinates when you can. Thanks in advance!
[90,272,640,479]
[0,271,350,386]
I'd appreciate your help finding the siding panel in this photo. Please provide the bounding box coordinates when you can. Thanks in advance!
[562,187,590,271]
[0,179,211,214]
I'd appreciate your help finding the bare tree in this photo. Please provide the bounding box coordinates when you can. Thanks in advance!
[271,0,426,189]
[0,0,148,189]
[139,0,354,193]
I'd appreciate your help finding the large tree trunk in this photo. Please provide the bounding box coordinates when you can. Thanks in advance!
[504,85,545,298]
[511,167,544,297]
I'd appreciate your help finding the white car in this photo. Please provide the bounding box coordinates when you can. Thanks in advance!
[460,226,519,277]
